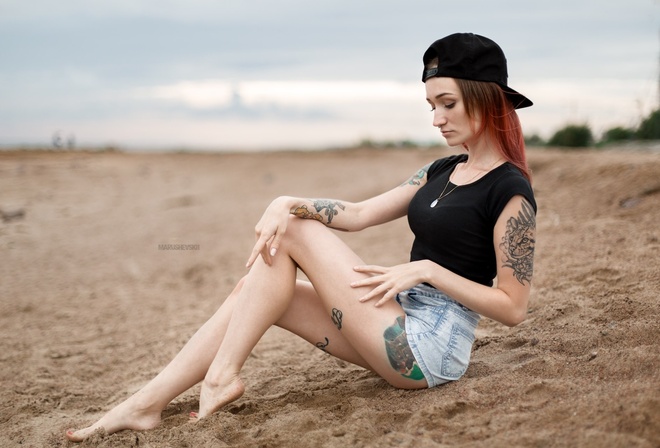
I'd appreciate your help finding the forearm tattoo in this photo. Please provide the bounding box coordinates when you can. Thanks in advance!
[383,316,425,380]
[500,199,536,285]
[290,205,324,223]
[312,199,345,225]
[401,163,431,186]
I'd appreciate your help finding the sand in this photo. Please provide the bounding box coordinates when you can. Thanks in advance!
[0,146,658,447]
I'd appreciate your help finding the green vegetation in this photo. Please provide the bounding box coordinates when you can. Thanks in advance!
[636,109,660,140]
[356,108,660,150]
[600,126,636,144]
[532,108,660,148]
[547,124,594,148]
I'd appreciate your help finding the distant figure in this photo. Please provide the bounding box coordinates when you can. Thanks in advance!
[66,133,76,150]
[52,131,63,149]
[67,33,537,442]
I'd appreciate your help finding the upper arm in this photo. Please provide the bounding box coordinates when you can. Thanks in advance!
[493,195,536,323]
[354,162,433,229]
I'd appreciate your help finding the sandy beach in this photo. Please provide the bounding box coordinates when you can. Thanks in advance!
[0,146,658,447]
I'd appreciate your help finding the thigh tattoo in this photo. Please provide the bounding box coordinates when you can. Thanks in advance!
[315,337,331,355]
[383,316,424,381]
[331,308,343,330]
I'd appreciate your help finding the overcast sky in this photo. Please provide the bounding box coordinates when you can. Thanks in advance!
[1,0,658,150]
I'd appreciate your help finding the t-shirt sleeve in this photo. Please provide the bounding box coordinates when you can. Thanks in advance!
[487,171,537,226]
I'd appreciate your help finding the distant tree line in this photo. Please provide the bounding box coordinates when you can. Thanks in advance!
[525,108,660,148]
[353,108,660,150]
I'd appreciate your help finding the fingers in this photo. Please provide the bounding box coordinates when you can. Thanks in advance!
[246,220,284,268]
[351,271,393,307]
[357,283,395,306]
[246,233,273,268]
[351,265,406,307]
[350,265,388,288]
[246,238,266,268]
[353,264,387,275]
[269,231,284,258]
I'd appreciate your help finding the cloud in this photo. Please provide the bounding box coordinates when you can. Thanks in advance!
[139,80,421,106]
[0,0,657,148]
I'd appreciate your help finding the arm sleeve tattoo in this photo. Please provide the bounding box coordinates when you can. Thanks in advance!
[499,199,536,285]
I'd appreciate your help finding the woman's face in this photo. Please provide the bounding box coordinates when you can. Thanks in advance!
[425,77,480,147]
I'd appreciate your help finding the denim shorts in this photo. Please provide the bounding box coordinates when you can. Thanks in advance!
[396,283,481,388]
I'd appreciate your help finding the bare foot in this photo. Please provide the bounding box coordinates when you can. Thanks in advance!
[65,397,162,442]
[195,376,245,419]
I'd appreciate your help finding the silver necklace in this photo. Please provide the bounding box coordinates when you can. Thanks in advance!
[430,160,502,208]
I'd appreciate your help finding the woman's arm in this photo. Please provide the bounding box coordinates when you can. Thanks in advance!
[352,195,536,327]
[246,163,433,268]
[425,195,535,326]
[289,162,433,232]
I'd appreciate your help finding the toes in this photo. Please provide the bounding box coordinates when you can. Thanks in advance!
[65,429,83,442]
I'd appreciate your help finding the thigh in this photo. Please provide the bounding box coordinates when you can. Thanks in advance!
[276,280,372,370]
[281,218,428,389]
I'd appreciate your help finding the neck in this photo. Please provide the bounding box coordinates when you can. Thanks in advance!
[462,140,503,171]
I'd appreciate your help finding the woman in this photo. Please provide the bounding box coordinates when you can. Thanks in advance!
[66,32,536,442]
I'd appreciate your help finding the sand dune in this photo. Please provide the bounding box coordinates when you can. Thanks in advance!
[0,146,658,447]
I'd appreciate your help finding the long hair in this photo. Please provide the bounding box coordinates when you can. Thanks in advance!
[455,79,532,183]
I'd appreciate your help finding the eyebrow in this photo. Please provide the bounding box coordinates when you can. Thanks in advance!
[426,92,456,102]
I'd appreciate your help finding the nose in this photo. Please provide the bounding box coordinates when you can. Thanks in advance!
[433,109,447,128]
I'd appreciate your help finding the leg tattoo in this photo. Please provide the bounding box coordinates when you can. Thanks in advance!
[315,337,331,355]
[331,308,343,330]
[383,316,424,380]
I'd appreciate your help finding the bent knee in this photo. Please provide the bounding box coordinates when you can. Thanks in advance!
[283,216,329,244]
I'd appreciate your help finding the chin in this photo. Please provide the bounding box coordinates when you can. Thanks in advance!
[444,139,465,149]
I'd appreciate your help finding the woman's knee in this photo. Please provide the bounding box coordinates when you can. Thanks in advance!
[284,216,329,245]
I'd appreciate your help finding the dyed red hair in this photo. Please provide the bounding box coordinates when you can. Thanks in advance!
[456,79,532,183]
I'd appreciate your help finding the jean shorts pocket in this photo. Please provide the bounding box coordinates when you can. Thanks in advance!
[401,299,448,336]
[440,323,476,380]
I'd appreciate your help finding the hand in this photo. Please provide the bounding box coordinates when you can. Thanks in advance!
[350,260,433,307]
[246,197,293,268]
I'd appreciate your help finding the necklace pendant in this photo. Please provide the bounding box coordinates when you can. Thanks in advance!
[430,199,439,208]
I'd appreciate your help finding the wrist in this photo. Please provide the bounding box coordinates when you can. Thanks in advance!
[421,259,440,285]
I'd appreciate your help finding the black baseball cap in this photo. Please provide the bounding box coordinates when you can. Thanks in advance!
[422,33,533,109]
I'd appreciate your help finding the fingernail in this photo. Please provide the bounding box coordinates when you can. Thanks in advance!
[66,430,74,436]
[270,248,277,256]
[190,411,198,418]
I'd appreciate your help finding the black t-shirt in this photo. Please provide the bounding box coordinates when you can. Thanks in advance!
[407,154,537,287]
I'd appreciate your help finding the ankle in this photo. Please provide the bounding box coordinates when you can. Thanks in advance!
[127,390,166,414]
[204,362,240,385]
[203,370,241,389]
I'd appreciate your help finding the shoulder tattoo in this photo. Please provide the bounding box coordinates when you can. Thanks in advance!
[500,199,536,285]
[401,163,431,186]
